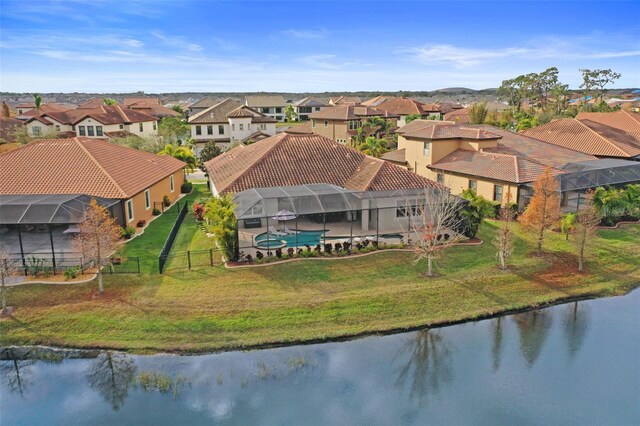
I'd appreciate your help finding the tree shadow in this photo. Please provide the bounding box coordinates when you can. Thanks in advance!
[87,351,137,411]
[563,301,590,362]
[512,310,553,368]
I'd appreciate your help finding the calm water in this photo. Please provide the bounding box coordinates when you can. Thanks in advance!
[2,290,639,426]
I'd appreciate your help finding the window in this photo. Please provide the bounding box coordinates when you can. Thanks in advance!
[239,123,244,131]
[324,120,328,128]
[259,123,266,130]
[249,203,263,216]
[469,180,477,192]
[96,126,103,136]
[247,124,251,131]
[348,120,359,130]
[261,107,269,113]
[312,120,316,128]
[196,125,202,135]
[218,125,224,135]
[153,121,157,130]
[232,124,235,131]
[437,174,445,184]
[494,185,503,202]
[32,126,41,136]
[78,126,86,136]
[170,175,174,192]
[207,125,213,135]
[87,126,95,137]
[55,125,60,131]
[144,189,151,210]
[139,123,144,132]
[126,200,134,222]
[119,124,124,129]
[423,142,430,156]
[315,107,320,111]
[275,107,282,113]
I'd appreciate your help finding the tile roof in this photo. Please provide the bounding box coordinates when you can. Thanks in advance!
[293,97,329,107]
[125,98,180,118]
[123,97,160,107]
[380,148,407,164]
[226,105,277,122]
[283,122,313,134]
[575,110,640,135]
[329,96,362,105]
[77,98,107,109]
[16,103,71,119]
[308,105,398,121]
[522,118,640,158]
[361,95,395,107]
[400,123,501,140]
[204,133,441,194]
[375,97,441,116]
[0,137,185,198]
[444,107,470,124]
[71,105,158,125]
[188,99,243,124]
[245,95,286,107]
[189,97,224,109]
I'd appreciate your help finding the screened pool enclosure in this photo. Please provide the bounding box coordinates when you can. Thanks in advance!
[233,184,461,252]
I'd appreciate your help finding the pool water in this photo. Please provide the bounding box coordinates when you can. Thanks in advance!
[255,230,326,248]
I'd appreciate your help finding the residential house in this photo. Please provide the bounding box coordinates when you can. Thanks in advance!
[375,97,442,126]
[293,97,329,121]
[0,137,185,227]
[388,120,640,211]
[188,98,276,155]
[307,105,398,145]
[123,97,180,119]
[361,95,395,108]
[203,132,444,245]
[329,96,362,106]
[444,107,470,124]
[188,97,223,116]
[245,95,287,122]
[15,102,71,120]
[523,113,640,160]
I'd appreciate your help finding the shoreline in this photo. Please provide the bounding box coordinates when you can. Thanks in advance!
[3,282,637,358]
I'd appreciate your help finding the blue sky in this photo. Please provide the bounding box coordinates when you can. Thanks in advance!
[1,0,638,93]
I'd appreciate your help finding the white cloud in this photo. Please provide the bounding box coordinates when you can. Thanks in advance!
[150,31,203,52]
[281,28,328,39]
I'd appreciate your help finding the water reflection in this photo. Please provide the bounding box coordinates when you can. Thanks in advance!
[491,317,504,372]
[513,311,553,368]
[1,358,35,396]
[87,351,136,411]
[395,329,452,402]
[563,301,590,361]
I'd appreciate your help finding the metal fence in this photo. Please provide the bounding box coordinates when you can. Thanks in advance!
[106,257,141,274]
[6,254,141,276]
[161,249,220,273]
[158,203,189,273]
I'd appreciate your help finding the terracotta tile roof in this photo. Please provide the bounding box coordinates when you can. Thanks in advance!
[71,105,157,125]
[401,123,501,140]
[189,97,224,109]
[283,122,313,134]
[375,97,441,116]
[15,103,35,108]
[24,115,53,125]
[522,118,640,158]
[242,131,272,143]
[245,95,286,107]
[77,98,107,109]
[0,117,23,143]
[329,96,362,105]
[361,95,395,107]
[226,105,277,122]
[0,137,185,198]
[204,133,440,194]
[576,110,640,135]
[444,107,470,124]
[16,103,71,119]
[380,148,407,164]
[128,104,180,118]
[123,97,159,107]
[188,99,243,124]
[293,97,329,107]
[308,105,398,121]
[396,119,455,135]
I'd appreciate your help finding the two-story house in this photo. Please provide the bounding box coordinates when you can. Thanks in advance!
[293,97,329,121]
[245,95,287,122]
[308,105,398,145]
[188,99,276,155]
[375,97,442,126]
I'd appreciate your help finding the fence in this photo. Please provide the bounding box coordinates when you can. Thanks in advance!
[154,200,183,215]
[106,256,141,274]
[158,202,189,273]
[6,254,141,277]
[161,249,220,273]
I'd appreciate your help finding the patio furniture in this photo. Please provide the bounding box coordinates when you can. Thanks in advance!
[268,226,287,237]
[283,225,298,235]
[244,218,262,229]
[63,225,81,234]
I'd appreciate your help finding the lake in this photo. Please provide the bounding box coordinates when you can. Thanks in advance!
[2,289,639,425]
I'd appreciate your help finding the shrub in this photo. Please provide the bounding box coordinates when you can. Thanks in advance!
[324,243,332,254]
[181,181,193,194]
[244,254,253,263]
[334,242,342,252]
[136,219,146,228]
[255,251,264,260]
[121,226,136,239]
[204,194,238,261]
[275,248,283,258]
[152,208,161,216]
[163,195,171,207]
[287,248,295,257]
[64,266,81,280]
[192,202,205,221]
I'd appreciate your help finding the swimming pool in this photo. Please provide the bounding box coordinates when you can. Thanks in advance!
[255,230,326,249]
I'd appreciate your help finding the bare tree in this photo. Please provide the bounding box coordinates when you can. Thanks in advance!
[494,196,516,270]
[574,205,601,272]
[74,199,122,293]
[88,351,137,411]
[0,248,19,315]
[412,186,466,277]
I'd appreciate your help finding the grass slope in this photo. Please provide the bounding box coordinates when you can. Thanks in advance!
[1,222,638,353]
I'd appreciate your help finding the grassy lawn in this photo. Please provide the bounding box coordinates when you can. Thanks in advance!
[118,185,209,273]
[1,222,638,354]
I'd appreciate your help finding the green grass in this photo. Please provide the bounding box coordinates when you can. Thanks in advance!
[1,223,638,354]
[118,186,210,273]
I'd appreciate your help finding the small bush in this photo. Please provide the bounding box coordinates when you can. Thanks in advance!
[121,226,136,239]
[163,195,171,207]
[287,247,295,257]
[275,248,283,258]
[255,251,264,260]
[152,208,161,216]
[181,182,193,193]
[136,219,147,228]
[323,243,332,254]
[64,266,80,280]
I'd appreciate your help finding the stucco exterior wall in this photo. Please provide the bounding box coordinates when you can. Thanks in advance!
[124,170,185,224]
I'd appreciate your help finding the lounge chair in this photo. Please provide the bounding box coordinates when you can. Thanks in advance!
[268,226,287,237]
[283,225,299,235]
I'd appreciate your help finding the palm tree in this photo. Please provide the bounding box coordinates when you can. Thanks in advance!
[32,94,42,114]
[357,136,389,158]
[158,144,197,172]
